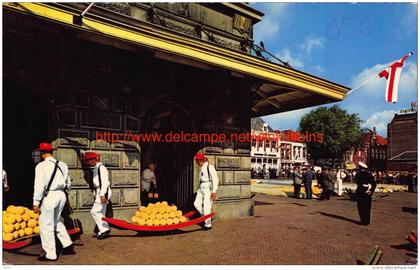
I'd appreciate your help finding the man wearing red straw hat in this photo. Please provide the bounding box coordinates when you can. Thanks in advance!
[193,152,219,231]
[32,142,75,261]
[82,151,112,239]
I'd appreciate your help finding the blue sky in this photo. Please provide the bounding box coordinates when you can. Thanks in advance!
[251,3,418,137]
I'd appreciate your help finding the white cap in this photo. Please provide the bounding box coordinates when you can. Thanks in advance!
[358,162,368,169]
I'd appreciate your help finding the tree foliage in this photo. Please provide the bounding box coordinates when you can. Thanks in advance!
[298,105,365,162]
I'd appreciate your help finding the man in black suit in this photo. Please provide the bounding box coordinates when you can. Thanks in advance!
[303,167,314,199]
[355,162,377,225]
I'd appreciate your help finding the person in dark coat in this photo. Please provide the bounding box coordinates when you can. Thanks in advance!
[406,171,415,192]
[355,162,377,225]
[317,167,327,200]
[303,167,314,199]
[323,168,335,200]
[318,167,334,200]
[293,167,303,198]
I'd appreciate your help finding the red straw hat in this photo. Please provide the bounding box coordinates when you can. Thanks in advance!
[194,153,207,161]
[37,143,56,152]
[82,152,98,161]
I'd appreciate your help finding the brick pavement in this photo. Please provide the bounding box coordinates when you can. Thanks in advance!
[3,192,417,265]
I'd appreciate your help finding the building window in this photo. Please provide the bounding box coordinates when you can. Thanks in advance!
[258,142,263,148]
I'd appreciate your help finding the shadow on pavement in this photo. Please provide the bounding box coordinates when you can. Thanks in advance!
[406,252,417,258]
[390,243,417,252]
[317,211,360,224]
[402,207,417,214]
[289,203,309,207]
[4,248,39,257]
[254,201,274,206]
[356,259,364,265]
[108,228,203,238]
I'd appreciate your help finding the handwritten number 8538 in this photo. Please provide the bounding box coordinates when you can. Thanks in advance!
[326,13,372,40]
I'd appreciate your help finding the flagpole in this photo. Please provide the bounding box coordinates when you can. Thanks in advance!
[346,74,379,96]
[346,51,414,97]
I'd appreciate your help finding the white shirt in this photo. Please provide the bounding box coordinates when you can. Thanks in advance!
[336,170,347,180]
[3,169,8,188]
[142,168,156,184]
[199,161,219,193]
[33,156,70,206]
[93,162,111,197]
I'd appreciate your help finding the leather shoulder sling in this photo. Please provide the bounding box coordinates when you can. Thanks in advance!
[49,160,64,176]
[97,164,109,200]
[39,161,59,207]
[207,164,213,186]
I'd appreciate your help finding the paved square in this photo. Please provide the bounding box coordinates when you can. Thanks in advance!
[3,192,417,265]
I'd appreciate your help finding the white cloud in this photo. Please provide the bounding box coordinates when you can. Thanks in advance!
[397,3,417,37]
[262,3,288,15]
[269,35,326,72]
[300,36,325,54]
[363,110,397,136]
[262,107,313,131]
[253,17,280,42]
[253,3,288,42]
[350,61,417,99]
[313,65,325,74]
[252,4,326,75]
[274,48,304,69]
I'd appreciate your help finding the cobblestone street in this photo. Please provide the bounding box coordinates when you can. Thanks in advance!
[3,192,417,265]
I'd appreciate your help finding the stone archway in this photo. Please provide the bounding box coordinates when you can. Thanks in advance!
[140,101,197,211]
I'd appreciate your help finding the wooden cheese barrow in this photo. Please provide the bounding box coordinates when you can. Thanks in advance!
[102,210,216,232]
[3,228,81,250]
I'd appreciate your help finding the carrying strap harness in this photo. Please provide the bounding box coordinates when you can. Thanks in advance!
[97,164,109,200]
[46,161,60,196]
[39,161,60,207]
[207,164,212,183]
[199,163,213,190]
[49,160,64,177]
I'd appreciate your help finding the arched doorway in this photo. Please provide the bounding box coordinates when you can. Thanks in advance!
[141,102,196,211]
[3,79,50,208]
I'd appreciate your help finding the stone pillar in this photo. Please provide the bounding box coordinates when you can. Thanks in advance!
[48,40,143,230]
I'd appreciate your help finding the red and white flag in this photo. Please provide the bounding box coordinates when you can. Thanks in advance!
[378,52,414,103]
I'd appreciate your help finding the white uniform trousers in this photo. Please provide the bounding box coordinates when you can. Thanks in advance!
[194,182,213,228]
[335,179,343,196]
[39,190,72,260]
[90,193,110,234]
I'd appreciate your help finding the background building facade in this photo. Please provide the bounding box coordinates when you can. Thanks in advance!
[251,122,280,178]
[250,119,308,179]
[387,111,418,171]
[344,127,387,171]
